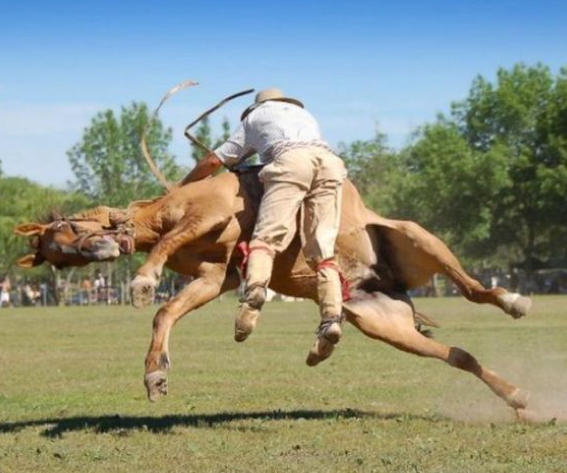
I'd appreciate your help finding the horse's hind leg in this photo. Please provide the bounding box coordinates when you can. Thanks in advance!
[440,260,531,319]
[344,293,528,411]
[383,221,532,318]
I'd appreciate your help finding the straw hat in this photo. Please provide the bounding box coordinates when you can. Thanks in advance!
[241,88,304,120]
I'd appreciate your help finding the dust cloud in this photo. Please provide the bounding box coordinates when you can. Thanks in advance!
[437,346,567,424]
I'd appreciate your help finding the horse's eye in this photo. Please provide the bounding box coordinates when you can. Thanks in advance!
[54,221,69,230]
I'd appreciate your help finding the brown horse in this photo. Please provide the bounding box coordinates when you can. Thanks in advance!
[14,169,531,415]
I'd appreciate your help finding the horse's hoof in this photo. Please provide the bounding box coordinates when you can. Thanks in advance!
[306,337,336,367]
[509,295,532,319]
[131,276,156,308]
[515,408,542,423]
[507,388,530,410]
[144,370,168,402]
[499,293,532,319]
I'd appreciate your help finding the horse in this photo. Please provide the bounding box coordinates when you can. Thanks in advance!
[14,168,532,416]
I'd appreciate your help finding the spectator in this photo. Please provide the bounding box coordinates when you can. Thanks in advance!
[0,276,11,307]
[22,281,35,306]
[82,278,92,304]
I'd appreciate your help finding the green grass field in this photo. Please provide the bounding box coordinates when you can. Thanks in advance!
[0,296,566,472]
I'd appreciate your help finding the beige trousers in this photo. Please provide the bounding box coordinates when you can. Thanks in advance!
[244,146,347,320]
[251,146,347,260]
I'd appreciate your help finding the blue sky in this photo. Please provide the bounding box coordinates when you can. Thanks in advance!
[1,0,566,187]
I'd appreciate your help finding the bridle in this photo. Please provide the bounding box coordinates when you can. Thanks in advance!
[52,218,134,255]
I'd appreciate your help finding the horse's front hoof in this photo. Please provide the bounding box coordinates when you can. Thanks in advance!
[144,370,168,402]
[131,276,156,308]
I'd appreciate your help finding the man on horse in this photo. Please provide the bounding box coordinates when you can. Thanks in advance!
[184,88,347,362]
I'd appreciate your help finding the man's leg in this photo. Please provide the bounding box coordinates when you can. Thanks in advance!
[302,151,347,365]
[314,259,345,342]
[234,152,312,341]
[234,244,275,342]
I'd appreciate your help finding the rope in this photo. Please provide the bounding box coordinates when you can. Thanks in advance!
[316,260,352,302]
[236,241,273,277]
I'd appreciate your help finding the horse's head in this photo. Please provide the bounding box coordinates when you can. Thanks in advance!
[13,216,135,269]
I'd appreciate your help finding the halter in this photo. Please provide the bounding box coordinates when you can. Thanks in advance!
[55,217,135,255]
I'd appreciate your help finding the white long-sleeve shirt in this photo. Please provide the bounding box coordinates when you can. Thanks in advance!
[214,101,331,168]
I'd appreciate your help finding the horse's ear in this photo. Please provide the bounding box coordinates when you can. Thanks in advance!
[50,211,63,221]
[16,253,45,268]
[13,223,46,237]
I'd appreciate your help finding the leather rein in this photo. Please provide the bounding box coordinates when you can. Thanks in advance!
[58,218,134,254]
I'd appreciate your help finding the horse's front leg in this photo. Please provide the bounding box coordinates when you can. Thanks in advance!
[144,265,238,402]
[131,215,231,308]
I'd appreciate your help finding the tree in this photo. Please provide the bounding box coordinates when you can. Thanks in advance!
[390,63,567,273]
[68,102,181,207]
[190,117,213,163]
[451,63,567,270]
[218,117,231,145]
[392,122,509,263]
[191,116,232,162]
[338,129,399,214]
[0,174,91,281]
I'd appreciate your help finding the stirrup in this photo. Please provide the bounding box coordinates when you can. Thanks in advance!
[316,315,344,344]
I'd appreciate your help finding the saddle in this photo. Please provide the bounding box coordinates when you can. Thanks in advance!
[232,164,265,205]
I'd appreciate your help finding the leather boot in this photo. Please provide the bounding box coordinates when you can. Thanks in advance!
[306,261,344,365]
[234,248,274,342]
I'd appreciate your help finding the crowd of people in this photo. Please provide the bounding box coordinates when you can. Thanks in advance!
[0,276,48,307]
[1,267,566,310]
[0,271,111,307]
[0,271,193,308]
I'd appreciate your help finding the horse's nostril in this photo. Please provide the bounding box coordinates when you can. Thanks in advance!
[88,238,120,259]
[93,238,113,248]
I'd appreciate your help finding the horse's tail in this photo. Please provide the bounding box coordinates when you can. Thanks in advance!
[414,310,440,338]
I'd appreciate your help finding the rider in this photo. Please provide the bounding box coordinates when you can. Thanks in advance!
[184,88,347,364]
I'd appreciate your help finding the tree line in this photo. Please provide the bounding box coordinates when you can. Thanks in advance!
[1,63,566,297]
[342,63,567,275]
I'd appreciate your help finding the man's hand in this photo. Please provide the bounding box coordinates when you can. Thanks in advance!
[178,152,223,186]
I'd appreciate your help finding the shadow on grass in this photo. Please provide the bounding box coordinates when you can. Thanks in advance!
[0,408,446,437]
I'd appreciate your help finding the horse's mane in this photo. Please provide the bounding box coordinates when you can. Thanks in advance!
[40,210,63,224]
[42,169,259,226]
[126,197,161,211]
[70,206,116,223]
[70,200,160,227]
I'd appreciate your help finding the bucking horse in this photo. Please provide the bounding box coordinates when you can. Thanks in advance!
[14,166,532,416]
[13,82,533,416]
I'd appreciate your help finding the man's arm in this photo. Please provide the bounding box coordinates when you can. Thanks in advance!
[178,122,252,186]
[178,152,223,186]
